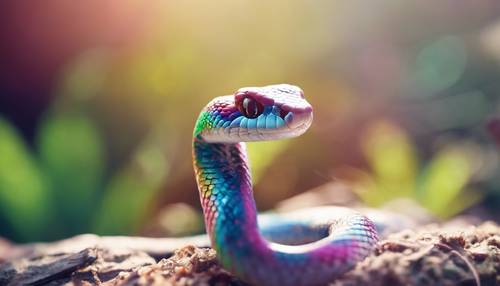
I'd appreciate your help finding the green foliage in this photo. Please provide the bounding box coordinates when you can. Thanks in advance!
[360,121,417,204]
[353,119,481,219]
[93,171,152,234]
[38,113,104,234]
[419,148,481,217]
[93,137,168,234]
[0,118,54,240]
[0,111,169,241]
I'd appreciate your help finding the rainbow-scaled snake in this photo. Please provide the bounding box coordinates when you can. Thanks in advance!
[193,84,378,285]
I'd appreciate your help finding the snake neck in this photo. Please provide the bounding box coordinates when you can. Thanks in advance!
[192,132,378,286]
[193,138,266,266]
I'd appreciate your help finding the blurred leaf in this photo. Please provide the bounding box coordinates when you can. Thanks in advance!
[355,121,480,217]
[0,118,53,240]
[438,189,483,218]
[93,172,152,234]
[38,113,105,233]
[247,140,289,184]
[93,138,168,234]
[419,147,472,217]
[361,120,417,198]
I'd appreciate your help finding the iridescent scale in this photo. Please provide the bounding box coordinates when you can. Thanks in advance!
[192,84,378,286]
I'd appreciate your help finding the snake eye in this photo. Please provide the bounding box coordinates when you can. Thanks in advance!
[238,97,264,118]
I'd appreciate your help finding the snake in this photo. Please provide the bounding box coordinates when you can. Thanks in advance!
[192,84,379,286]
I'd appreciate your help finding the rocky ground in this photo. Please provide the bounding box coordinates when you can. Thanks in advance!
[0,221,498,286]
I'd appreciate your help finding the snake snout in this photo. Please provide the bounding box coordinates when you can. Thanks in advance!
[281,103,313,130]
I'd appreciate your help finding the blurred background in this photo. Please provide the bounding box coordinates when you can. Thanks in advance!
[1,1,499,243]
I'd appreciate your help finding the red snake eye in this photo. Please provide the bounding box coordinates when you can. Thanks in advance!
[238,97,264,118]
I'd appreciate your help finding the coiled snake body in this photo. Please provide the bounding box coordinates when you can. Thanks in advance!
[193,84,378,285]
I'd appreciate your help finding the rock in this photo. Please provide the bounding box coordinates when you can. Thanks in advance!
[0,247,156,285]
[0,248,97,286]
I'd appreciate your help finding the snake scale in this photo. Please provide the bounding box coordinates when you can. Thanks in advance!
[192,84,378,286]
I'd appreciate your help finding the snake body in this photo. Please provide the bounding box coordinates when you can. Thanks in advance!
[193,84,378,285]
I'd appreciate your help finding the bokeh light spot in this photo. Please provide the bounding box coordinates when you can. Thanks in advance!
[414,36,467,94]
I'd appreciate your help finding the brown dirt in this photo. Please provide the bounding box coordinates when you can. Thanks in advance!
[1,221,499,286]
[332,221,499,286]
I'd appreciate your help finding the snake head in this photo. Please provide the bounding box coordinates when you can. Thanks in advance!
[195,84,313,143]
